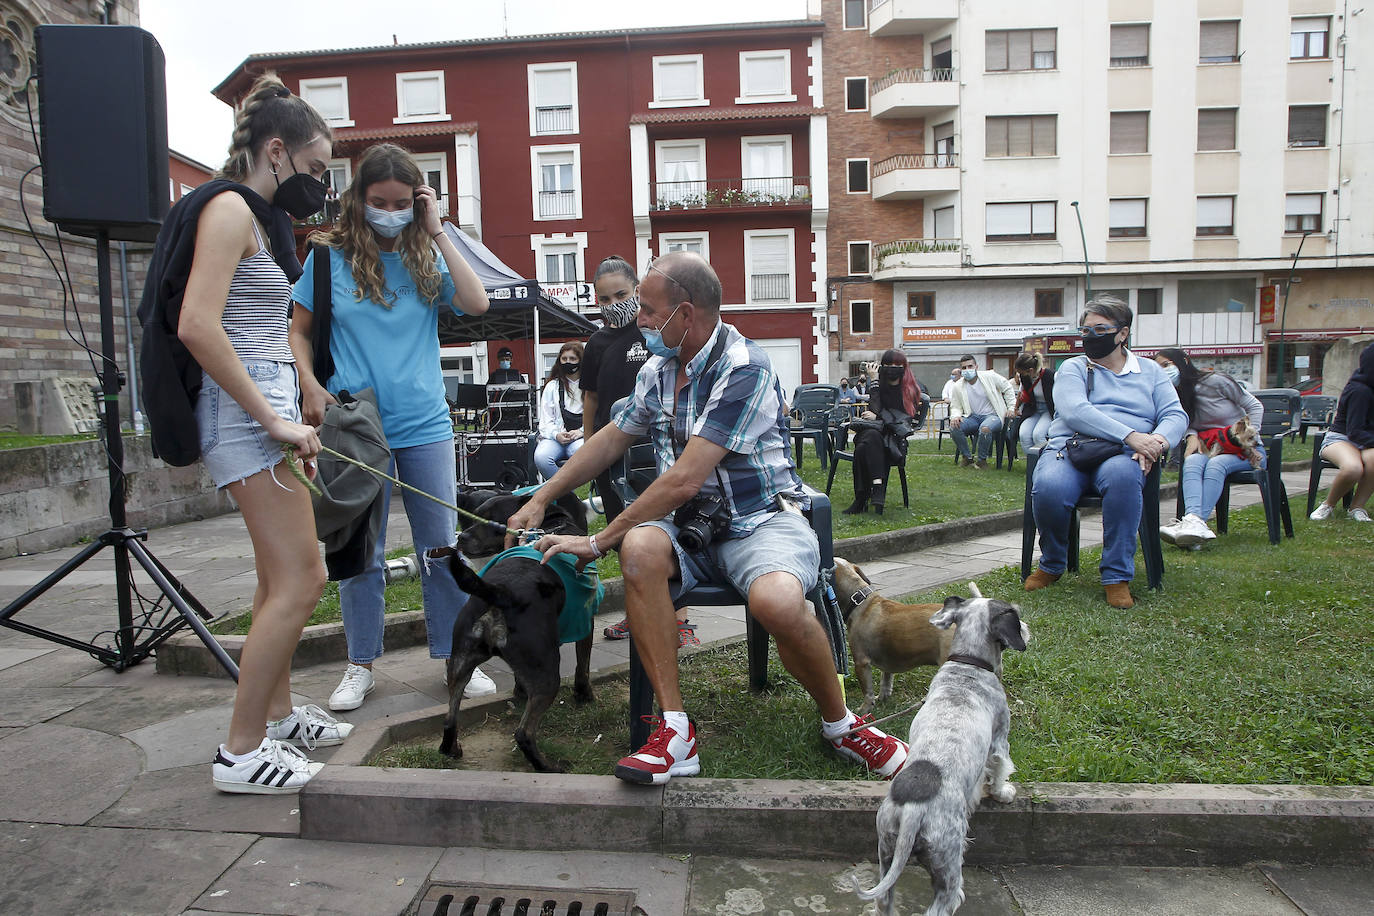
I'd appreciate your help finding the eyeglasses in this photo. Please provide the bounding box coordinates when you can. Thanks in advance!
[644,254,693,306]
[1078,324,1120,338]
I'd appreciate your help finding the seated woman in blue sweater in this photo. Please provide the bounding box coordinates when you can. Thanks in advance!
[1025,296,1188,609]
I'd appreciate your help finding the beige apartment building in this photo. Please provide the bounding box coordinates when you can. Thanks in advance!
[820,0,1374,393]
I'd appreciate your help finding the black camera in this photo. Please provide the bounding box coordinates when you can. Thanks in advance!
[673,493,733,551]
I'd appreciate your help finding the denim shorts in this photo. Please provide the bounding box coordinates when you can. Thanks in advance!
[641,508,820,601]
[196,359,301,489]
[1320,428,1350,449]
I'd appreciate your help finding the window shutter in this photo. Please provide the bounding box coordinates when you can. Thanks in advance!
[1030,202,1055,235]
[985,31,1008,70]
[1197,196,1233,229]
[1110,25,1149,62]
[751,235,789,274]
[934,206,956,239]
[986,203,1030,236]
[1200,21,1238,61]
[1197,109,1236,150]
[1034,115,1057,155]
[308,85,345,120]
[1110,112,1148,153]
[658,60,698,100]
[1288,106,1326,145]
[932,37,952,62]
[533,69,572,107]
[986,117,1008,157]
[1008,31,1033,70]
[403,78,440,116]
[745,55,787,96]
[1285,193,1321,216]
[1109,198,1145,229]
[1007,117,1033,156]
[1031,29,1056,68]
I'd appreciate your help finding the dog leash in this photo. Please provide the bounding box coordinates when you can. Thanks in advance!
[834,701,925,739]
[281,443,534,541]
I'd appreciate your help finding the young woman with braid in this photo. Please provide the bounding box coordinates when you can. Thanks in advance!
[289,144,494,712]
[156,74,349,793]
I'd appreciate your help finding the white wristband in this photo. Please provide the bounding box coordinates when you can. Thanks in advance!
[588,534,603,558]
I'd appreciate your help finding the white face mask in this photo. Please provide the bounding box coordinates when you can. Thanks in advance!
[364,204,414,238]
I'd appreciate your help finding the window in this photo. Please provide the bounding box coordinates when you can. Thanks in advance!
[985,115,1056,157]
[298,77,352,125]
[845,77,868,112]
[1035,289,1064,317]
[908,291,935,320]
[1110,24,1150,67]
[411,153,447,216]
[931,37,953,74]
[395,71,446,123]
[986,29,1057,72]
[529,63,578,135]
[659,232,709,261]
[742,136,792,199]
[848,241,871,275]
[655,139,706,207]
[745,230,794,304]
[1178,277,1254,313]
[652,54,707,107]
[1196,196,1235,236]
[850,300,873,335]
[1109,198,1147,237]
[846,158,870,194]
[531,145,581,221]
[843,0,865,30]
[1288,105,1327,147]
[933,205,956,240]
[323,159,351,197]
[1285,193,1323,233]
[1291,17,1330,59]
[1199,20,1239,63]
[1109,111,1149,153]
[542,244,579,282]
[986,201,1056,241]
[738,50,794,103]
[1137,288,1162,315]
[933,121,956,166]
[1197,108,1237,151]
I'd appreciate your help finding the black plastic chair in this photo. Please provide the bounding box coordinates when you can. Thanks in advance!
[626,484,847,748]
[1298,395,1337,443]
[1172,389,1298,545]
[823,393,929,510]
[790,384,842,470]
[1020,447,1165,590]
[949,420,1010,469]
[1306,430,1355,517]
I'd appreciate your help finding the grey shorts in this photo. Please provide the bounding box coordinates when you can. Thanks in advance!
[641,508,820,601]
[196,359,301,489]
[1320,428,1350,450]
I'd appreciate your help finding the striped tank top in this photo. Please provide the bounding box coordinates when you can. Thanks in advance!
[221,221,294,362]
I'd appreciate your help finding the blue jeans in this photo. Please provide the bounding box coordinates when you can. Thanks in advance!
[339,438,467,663]
[1182,446,1266,521]
[1018,410,1054,454]
[1031,451,1145,584]
[534,436,582,481]
[952,413,1003,460]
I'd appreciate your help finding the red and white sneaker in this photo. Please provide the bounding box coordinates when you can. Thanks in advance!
[830,714,909,779]
[614,717,701,785]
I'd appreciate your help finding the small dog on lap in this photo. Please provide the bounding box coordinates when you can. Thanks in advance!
[1189,417,1263,469]
[851,584,1028,916]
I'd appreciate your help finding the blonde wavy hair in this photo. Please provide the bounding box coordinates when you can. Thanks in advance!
[217,72,331,182]
[306,144,442,308]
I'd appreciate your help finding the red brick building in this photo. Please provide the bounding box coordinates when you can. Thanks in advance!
[214,20,829,394]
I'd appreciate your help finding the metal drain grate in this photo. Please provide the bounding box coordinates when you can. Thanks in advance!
[415,884,636,916]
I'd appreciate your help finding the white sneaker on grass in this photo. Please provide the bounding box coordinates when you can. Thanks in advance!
[266,704,353,750]
[1310,503,1334,521]
[465,666,497,698]
[1351,507,1372,523]
[1172,514,1217,547]
[328,663,375,711]
[212,738,323,795]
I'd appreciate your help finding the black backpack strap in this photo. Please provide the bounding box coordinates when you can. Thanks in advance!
[310,243,335,387]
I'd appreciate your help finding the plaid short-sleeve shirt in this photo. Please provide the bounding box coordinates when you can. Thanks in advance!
[612,321,806,535]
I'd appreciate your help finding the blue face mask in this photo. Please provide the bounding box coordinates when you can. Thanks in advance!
[642,303,684,358]
[499,359,512,370]
[364,204,414,238]
[961,368,977,382]
[1162,364,1180,384]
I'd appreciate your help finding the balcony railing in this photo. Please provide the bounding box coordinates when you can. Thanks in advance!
[750,272,791,302]
[651,176,811,211]
[534,105,574,134]
[538,189,576,219]
[872,152,958,176]
[873,238,961,269]
[871,67,956,94]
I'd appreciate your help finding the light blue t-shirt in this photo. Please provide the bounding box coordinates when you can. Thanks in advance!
[293,247,460,448]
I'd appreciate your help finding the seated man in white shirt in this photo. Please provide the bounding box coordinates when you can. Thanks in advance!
[947,354,1017,468]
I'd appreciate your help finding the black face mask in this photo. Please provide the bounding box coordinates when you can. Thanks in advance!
[879,366,904,384]
[273,151,328,220]
[562,362,581,374]
[1081,332,1121,361]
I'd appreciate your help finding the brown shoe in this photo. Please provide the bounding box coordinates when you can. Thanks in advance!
[1023,569,1061,591]
[960,457,975,468]
[974,460,988,470]
[1104,583,1135,609]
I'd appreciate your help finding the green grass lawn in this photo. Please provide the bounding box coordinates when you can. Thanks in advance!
[372,499,1373,785]
[0,432,99,450]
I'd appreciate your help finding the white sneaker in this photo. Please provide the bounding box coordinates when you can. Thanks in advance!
[464,666,497,698]
[212,738,323,795]
[1159,519,1182,545]
[1173,514,1216,547]
[328,663,375,711]
[1351,507,1372,523]
[266,704,354,750]
[1310,503,1334,521]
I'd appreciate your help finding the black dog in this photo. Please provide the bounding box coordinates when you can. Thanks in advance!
[429,488,594,773]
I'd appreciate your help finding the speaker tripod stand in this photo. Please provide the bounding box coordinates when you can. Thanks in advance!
[0,230,239,678]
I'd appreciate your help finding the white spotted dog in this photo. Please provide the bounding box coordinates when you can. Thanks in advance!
[851,584,1029,916]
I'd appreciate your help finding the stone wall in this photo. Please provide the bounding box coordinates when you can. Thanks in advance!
[0,436,233,558]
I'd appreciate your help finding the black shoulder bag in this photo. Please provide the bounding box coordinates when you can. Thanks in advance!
[308,243,335,387]
[1064,363,1121,471]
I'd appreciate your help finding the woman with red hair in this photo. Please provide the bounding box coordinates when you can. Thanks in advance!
[845,349,922,514]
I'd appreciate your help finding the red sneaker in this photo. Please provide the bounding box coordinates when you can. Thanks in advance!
[677,620,700,648]
[614,717,701,785]
[603,617,630,640]
[830,714,908,779]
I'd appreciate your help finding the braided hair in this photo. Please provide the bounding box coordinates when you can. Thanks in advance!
[217,72,331,182]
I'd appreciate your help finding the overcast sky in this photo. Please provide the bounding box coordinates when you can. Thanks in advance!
[140,0,810,167]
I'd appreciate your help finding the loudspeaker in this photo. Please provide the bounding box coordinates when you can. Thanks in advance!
[36,25,169,242]
[458,434,532,490]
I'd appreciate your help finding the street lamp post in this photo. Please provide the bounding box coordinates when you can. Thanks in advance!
[1276,229,1314,389]
[1070,201,1092,300]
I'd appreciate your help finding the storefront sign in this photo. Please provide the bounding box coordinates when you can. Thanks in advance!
[1135,345,1262,357]
[963,323,1071,342]
[902,326,961,342]
[1267,327,1371,341]
[1042,334,1084,354]
[540,282,592,307]
[1259,285,1277,323]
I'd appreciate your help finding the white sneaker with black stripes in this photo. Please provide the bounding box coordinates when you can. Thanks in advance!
[212,738,324,795]
[266,704,354,750]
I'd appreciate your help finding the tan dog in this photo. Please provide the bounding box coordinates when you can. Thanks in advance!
[1182,417,1264,470]
[834,558,954,715]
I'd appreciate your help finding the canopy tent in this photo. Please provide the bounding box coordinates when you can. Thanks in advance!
[435,224,598,345]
